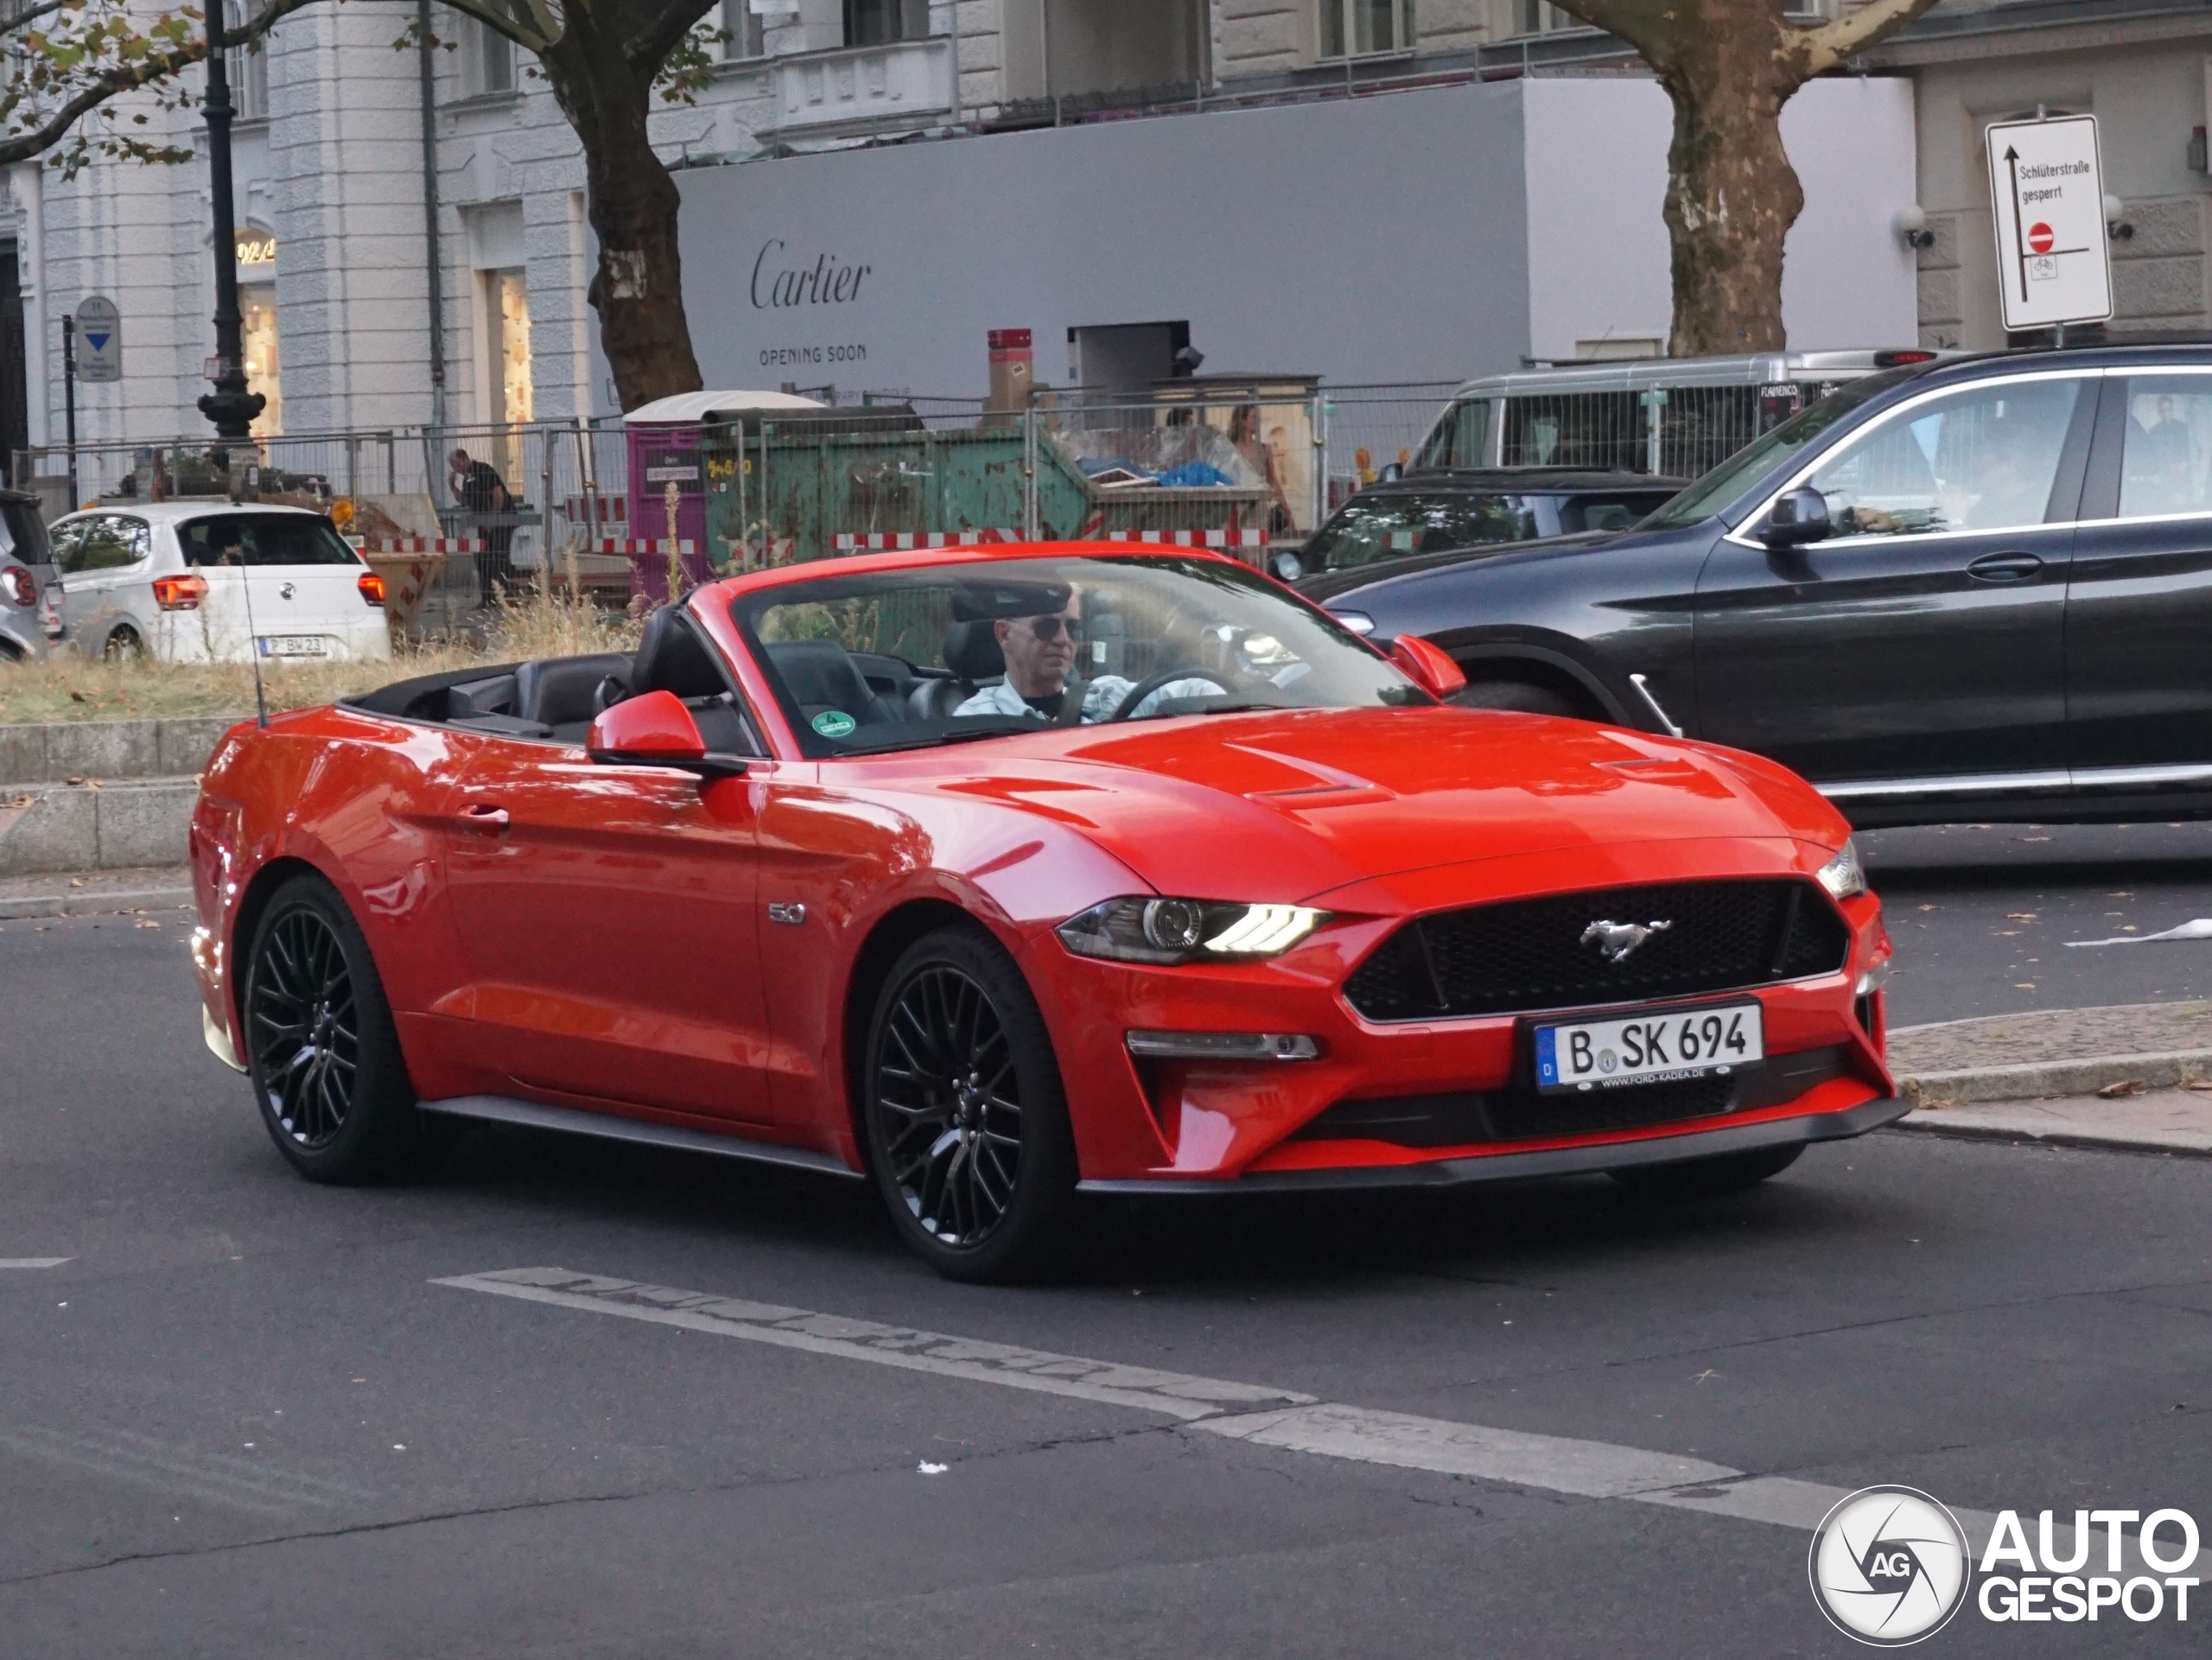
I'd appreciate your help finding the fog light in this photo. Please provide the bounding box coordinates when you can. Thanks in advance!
[1125,1031,1319,1061]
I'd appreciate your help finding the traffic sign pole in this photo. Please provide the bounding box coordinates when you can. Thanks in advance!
[61,315,76,508]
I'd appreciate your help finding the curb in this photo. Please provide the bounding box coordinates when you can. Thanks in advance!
[0,884,194,919]
[1897,1049,2212,1107]
[1890,1114,2212,1160]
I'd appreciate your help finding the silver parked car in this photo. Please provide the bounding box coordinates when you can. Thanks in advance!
[49,502,391,665]
[0,487,64,662]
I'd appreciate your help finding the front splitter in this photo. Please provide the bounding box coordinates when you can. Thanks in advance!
[1076,1096,1910,1194]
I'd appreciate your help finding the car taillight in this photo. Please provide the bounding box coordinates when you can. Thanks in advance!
[2,566,33,607]
[358,570,386,607]
[153,573,208,610]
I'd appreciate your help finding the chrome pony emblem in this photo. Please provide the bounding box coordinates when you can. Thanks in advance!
[1580,918,1672,964]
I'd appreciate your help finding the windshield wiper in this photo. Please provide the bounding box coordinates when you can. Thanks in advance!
[832,720,1044,755]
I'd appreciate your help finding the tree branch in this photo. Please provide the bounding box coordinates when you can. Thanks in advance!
[1796,0,1946,76]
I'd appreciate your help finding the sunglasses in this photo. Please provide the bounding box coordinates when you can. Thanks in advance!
[1025,615,1084,642]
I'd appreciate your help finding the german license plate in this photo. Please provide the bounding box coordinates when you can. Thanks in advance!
[259,635,329,658]
[1534,1002,1763,1094]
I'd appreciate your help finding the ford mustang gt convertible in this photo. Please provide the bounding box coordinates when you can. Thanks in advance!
[188,543,1904,1280]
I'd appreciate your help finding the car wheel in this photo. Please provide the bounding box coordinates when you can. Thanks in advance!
[861,925,1077,1282]
[102,626,145,664]
[241,873,445,1184]
[1449,678,1580,717]
[1608,1142,1803,1197]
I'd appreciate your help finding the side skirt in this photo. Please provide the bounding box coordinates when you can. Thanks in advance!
[417,1094,864,1180]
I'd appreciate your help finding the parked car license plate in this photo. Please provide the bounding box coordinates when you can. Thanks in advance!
[259,635,330,658]
[1534,1002,1763,1093]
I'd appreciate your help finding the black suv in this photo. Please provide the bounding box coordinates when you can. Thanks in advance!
[1300,346,2212,828]
[1283,469,1684,580]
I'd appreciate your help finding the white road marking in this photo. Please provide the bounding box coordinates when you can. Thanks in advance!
[0,1257,73,1269]
[432,1269,1309,1421]
[435,1267,2212,1574]
[0,1426,368,1515]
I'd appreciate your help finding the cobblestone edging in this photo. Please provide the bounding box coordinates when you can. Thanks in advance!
[1890,1002,2212,1106]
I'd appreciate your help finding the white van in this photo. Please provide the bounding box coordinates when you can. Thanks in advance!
[1412,350,1948,480]
[50,503,391,664]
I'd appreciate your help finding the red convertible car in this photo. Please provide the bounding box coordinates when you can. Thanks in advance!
[188,544,1901,1280]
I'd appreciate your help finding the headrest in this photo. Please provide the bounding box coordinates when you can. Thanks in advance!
[630,605,728,701]
[763,639,873,715]
[943,618,1006,681]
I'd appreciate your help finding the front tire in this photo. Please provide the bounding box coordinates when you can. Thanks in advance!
[241,873,443,1183]
[861,925,1077,1282]
[1609,1142,1803,1197]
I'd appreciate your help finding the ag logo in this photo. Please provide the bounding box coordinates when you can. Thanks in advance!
[1809,1485,1970,1645]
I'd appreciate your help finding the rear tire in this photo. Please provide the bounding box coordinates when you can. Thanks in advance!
[102,625,145,664]
[861,925,1077,1283]
[1450,678,1580,718]
[1609,1142,1803,1197]
[241,873,444,1184]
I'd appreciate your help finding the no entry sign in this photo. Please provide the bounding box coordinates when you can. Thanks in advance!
[1984,114,2112,332]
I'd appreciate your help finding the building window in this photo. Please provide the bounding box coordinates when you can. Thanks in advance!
[843,0,927,47]
[465,13,516,94]
[721,0,766,59]
[1509,0,1574,35]
[1321,0,1412,57]
[226,0,270,119]
[241,283,281,436]
[485,268,532,428]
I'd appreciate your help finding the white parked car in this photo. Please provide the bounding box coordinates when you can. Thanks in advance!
[49,503,391,664]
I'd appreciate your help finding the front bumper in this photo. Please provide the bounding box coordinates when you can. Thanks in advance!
[1078,1094,1910,1193]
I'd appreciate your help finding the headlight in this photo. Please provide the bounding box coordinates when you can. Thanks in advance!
[1057,897,1325,964]
[1816,838,1866,900]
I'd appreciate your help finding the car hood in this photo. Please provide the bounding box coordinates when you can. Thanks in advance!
[1295,530,1618,606]
[897,707,1845,907]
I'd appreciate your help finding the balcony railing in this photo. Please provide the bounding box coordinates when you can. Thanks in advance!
[766,35,954,140]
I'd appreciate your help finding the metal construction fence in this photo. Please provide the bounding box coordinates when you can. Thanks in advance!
[9,382,1467,616]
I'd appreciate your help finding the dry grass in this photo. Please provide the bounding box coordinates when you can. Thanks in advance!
[0,589,642,726]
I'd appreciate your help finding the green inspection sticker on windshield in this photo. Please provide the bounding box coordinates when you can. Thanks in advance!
[811,709,857,739]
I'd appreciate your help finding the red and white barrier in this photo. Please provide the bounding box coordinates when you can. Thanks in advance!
[581,539,699,555]
[563,495,629,523]
[1101,529,1269,548]
[359,537,488,554]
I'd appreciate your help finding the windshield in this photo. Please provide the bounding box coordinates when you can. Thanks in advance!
[1308,492,1541,569]
[1637,370,1920,531]
[733,554,1426,758]
[180,513,361,568]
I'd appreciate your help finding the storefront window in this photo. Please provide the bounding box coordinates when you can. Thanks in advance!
[236,229,280,436]
[489,268,532,426]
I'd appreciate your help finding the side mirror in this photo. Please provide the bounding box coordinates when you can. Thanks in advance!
[1762,487,1832,549]
[586,690,745,779]
[1271,550,1305,582]
[1388,633,1467,702]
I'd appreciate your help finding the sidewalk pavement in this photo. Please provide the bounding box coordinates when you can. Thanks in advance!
[0,863,194,919]
[1892,1089,2212,1155]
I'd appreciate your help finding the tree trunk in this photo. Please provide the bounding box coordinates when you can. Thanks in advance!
[1653,16,1803,357]
[543,36,704,411]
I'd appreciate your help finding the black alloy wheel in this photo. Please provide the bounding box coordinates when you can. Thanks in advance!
[242,874,446,1183]
[250,902,359,1151]
[862,926,1075,1282]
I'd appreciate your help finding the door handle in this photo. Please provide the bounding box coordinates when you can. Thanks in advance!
[459,803,510,830]
[1966,551,2044,582]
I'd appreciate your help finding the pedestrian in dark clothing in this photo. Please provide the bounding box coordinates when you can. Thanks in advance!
[449,448,514,607]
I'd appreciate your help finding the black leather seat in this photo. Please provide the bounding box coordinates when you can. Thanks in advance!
[631,604,730,700]
[908,619,1005,720]
[764,639,906,729]
[516,652,634,730]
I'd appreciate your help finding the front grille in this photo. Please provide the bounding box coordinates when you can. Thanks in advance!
[1294,1046,1851,1148]
[1342,878,1850,1022]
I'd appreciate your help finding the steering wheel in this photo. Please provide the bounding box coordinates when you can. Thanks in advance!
[1105,665,1236,721]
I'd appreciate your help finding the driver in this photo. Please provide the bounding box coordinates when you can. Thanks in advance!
[953,590,1219,723]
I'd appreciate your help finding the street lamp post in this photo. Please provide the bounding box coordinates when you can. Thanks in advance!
[196,1,264,447]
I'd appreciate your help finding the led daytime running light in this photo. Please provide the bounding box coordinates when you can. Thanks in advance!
[1205,904,1320,955]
